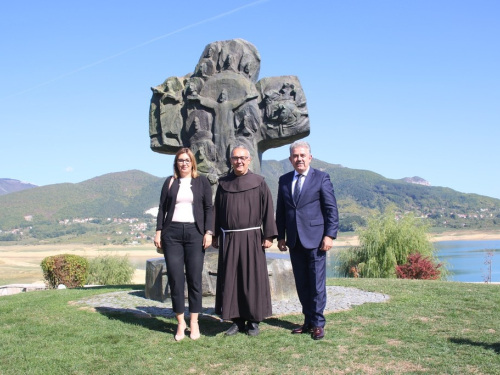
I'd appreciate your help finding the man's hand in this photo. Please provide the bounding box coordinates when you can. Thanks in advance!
[262,237,273,248]
[278,239,288,252]
[320,236,334,251]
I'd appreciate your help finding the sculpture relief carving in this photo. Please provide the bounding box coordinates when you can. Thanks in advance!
[149,38,310,191]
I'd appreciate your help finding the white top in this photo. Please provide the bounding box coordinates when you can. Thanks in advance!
[292,167,310,195]
[171,177,195,223]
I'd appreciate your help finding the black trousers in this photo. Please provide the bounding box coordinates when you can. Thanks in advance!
[162,222,204,313]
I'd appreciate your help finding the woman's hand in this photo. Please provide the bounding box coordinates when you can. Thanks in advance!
[203,233,212,249]
[154,231,162,249]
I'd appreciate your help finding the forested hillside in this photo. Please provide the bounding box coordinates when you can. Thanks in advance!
[0,170,164,230]
[1,161,499,239]
[261,159,500,231]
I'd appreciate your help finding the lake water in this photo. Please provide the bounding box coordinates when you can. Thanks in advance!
[324,240,500,282]
[144,240,500,283]
[434,240,500,282]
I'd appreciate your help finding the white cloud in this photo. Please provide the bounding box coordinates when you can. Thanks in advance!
[65,167,74,172]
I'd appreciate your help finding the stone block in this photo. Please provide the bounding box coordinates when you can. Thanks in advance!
[144,257,169,302]
[266,257,298,300]
[144,252,297,302]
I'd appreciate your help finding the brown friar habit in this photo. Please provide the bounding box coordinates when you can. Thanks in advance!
[214,170,278,322]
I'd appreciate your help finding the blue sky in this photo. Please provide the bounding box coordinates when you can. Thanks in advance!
[1,0,499,199]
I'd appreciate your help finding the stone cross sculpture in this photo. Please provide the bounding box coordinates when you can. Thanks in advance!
[149,38,310,191]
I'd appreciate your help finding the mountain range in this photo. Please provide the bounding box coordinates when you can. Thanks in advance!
[0,179,38,196]
[1,159,499,231]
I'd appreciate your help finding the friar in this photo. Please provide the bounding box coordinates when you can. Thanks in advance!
[212,144,277,336]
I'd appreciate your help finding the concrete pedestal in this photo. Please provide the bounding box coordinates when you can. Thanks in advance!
[144,251,297,302]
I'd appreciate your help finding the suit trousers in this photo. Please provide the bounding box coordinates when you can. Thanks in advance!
[162,222,204,313]
[289,236,327,327]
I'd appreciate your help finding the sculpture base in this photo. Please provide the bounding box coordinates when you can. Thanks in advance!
[144,251,297,302]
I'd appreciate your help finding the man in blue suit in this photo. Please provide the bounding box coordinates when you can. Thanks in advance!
[276,140,339,340]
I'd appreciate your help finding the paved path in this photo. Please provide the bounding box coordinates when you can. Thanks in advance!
[76,286,389,320]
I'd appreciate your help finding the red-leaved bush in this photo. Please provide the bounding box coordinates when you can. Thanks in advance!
[396,253,441,280]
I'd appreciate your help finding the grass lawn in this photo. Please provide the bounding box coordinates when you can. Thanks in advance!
[1,278,499,374]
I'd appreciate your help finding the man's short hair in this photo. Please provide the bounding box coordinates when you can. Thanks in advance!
[289,140,311,155]
[231,144,251,157]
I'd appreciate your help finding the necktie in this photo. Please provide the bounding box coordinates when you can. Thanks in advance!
[293,174,303,204]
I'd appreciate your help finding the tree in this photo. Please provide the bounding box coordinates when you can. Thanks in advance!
[337,207,446,279]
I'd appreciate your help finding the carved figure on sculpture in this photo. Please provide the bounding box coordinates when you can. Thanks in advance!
[280,83,295,100]
[149,76,185,149]
[149,38,310,190]
[187,112,220,194]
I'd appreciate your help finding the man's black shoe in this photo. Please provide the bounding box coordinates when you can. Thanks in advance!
[247,321,260,336]
[225,323,242,336]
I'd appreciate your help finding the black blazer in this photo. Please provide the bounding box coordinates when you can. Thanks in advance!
[156,175,213,237]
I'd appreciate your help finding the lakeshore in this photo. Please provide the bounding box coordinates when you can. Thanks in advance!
[1,229,500,285]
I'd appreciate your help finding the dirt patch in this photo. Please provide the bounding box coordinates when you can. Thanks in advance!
[352,360,428,374]
[355,316,377,324]
[77,306,96,312]
[386,339,403,346]
[430,230,500,242]
[0,243,155,285]
[416,316,434,323]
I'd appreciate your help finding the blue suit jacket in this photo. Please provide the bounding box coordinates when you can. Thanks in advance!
[276,168,339,249]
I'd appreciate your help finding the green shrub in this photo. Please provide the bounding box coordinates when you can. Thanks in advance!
[41,254,89,288]
[338,215,367,232]
[86,254,135,285]
[0,233,18,241]
[337,207,447,279]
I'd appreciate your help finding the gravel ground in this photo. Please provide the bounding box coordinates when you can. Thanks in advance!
[75,286,390,320]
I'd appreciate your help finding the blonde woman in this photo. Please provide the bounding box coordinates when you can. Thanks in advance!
[154,148,213,341]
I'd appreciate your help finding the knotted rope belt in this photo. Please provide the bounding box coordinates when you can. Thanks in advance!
[220,226,261,248]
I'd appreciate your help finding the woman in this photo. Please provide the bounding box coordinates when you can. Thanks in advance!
[154,148,213,341]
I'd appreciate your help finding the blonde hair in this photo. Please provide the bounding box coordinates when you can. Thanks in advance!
[173,148,199,178]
